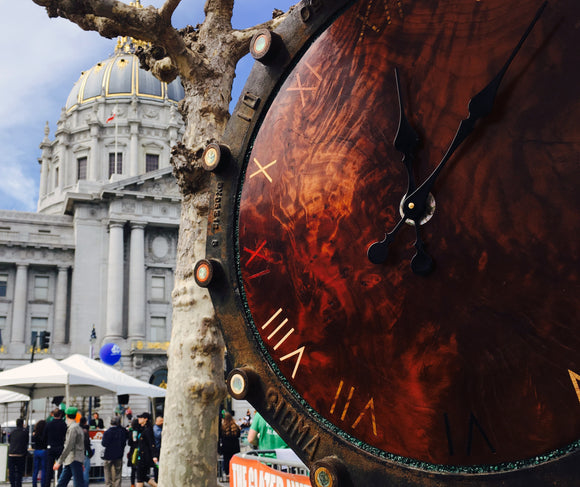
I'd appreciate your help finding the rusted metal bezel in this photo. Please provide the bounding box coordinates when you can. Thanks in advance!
[201,0,580,485]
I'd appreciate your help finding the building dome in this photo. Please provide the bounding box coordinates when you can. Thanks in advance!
[37,35,185,215]
[65,37,184,111]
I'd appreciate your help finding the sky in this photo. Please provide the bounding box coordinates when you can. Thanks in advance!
[0,0,295,212]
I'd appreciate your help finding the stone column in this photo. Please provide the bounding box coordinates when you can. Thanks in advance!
[11,264,28,344]
[39,123,51,199]
[129,122,139,177]
[89,122,101,181]
[105,221,125,340]
[54,266,69,344]
[128,222,146,339]
[39,158,49,199]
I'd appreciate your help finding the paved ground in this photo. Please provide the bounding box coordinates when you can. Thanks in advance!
[0,479,135,486]
[0,479,230,486]
[0,476,230,486]
[0,480,229,486]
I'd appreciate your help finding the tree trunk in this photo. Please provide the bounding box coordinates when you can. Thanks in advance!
[161,192,226,486]
[159,67,234,486]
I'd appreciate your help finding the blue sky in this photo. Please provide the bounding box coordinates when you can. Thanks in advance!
[0,0,295,212]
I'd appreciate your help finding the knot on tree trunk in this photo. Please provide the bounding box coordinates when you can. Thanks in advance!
[171,142,211,195]
[188,378,227,403]
[135,46,179,83]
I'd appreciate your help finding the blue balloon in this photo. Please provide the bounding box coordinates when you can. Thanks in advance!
[99,343,122,365]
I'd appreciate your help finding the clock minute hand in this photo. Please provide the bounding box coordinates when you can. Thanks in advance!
[402,0,547,223]
[367,68,420,265]
[393,67,420,195]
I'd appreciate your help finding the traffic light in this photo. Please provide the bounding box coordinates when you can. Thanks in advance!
[31,331,38,347]
[94,396,101,408]
[39,331,51,350]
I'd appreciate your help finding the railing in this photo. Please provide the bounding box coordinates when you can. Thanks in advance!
[222,449,311,486]
[237,450,309,476]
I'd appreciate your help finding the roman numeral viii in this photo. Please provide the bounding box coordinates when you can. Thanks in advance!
[261,308,306,379]
[444,412,496,456]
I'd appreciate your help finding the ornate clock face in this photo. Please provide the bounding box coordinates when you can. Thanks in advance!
[204,0,580,482]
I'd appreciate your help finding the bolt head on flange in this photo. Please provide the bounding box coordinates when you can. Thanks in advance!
[227,367,260,400]
[201,142,229,172]
[194,259,215,288]
[311,456,351,487]
[250,29,281,63]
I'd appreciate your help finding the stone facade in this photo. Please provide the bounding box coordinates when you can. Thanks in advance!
[0,38,184,420]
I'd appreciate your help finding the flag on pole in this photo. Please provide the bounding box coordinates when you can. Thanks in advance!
[106,113,116,123]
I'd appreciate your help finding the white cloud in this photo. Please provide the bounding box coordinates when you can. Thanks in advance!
[0,4,111,129]
[0,0,295,212]
[0,140,39,212]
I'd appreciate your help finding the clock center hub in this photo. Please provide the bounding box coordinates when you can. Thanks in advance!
[399,192,436,226]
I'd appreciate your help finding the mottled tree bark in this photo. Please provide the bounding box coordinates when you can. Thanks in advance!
[30,0,292,484]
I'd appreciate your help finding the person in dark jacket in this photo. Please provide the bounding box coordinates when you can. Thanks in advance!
[135,413,158,487]
[43,409,67,487]
[219,412,241,478]
[152,416,163,483]
[32,420,48,487]
[102,417,127,487]
[8,418,28,487]
[89,412,104,430]
[126,418,140,487]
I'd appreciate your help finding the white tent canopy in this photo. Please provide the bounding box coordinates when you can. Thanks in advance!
[0,390,29,404]
[0,357,113,403]
[62,355,166,398]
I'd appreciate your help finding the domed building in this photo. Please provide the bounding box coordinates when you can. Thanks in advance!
[39,36,184,213]
[0,36,185,417]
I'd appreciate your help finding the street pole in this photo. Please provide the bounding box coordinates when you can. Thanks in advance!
[88,325,96,420]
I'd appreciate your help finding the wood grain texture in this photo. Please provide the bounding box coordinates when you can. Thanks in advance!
[237,0,579,467]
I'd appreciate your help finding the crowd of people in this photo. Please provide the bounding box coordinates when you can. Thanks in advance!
[218,408,289,481]
[8,406,287,486]
[6,408,163,487]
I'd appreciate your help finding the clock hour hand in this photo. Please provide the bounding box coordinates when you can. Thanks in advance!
[393,67,434,273]
[368,218,405,264]
[402,0,547,223]
[367,68,421,265]
[411,228,433,276]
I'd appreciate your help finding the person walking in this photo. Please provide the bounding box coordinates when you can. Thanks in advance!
[79,417,92,487]
[44,409,67,487]
[8,418,28,487]
[135,413,158,487]
[126,418,140,487]
[219,412,241,479]
[102,417,127,487]
[152,416,163,483]
[32,420,48,487]
[53,407,85,487]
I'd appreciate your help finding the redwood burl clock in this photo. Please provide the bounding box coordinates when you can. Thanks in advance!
[195,0,580,485]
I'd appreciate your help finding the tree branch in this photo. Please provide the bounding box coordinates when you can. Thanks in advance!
[32,0,212,79]
[229,8,293,60]
[203,0,234,33]
[160,0,182,24]
[204,0,234,18]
